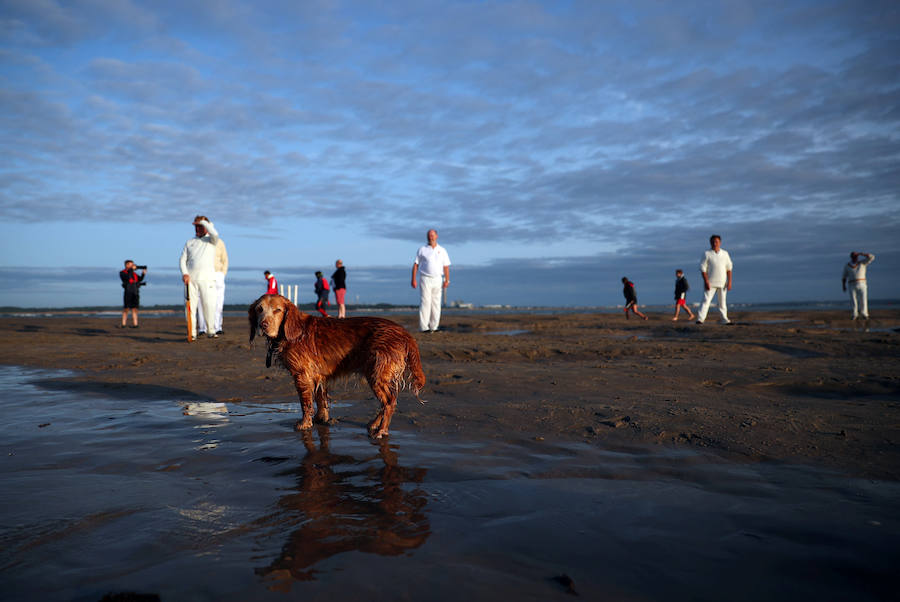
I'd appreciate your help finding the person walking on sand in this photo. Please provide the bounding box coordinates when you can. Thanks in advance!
[621,277,648,320]
[264,271,278,295]
[179,215,220,339]
[672,269,695,321]
[411,228,451,332]
[331,259,347,318]
[697,234,733,325]
[314,271,330,317]
[119,260,146,328]
[842,251,875,320]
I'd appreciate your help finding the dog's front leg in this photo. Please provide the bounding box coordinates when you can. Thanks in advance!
[292,378,315,431]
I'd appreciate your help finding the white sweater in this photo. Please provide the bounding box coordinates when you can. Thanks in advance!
[700,249,733,288]
[179,220,220,278]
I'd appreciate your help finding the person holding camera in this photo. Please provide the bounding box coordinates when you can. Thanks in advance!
[119,260,146,328]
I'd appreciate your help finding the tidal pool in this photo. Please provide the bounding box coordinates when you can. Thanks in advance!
[0,366,896,601]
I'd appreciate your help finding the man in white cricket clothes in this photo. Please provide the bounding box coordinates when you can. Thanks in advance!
[696,234,733,325]
[841,251,875,320]
[411,229,451,332]
[197,236,228,336]
[180,215,220,339]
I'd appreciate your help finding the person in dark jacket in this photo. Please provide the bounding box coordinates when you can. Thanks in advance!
[331,259,347,318]
[314,271,330,317]
[621,277,648,320]
[120,260,146,328]
[672,269,695,321]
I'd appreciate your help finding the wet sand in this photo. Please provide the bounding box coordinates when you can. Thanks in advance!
[2,309,900,600]
[1,308,898,480]
[3,373,895,601]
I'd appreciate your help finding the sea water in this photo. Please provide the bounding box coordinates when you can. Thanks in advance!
[0,365,897,601]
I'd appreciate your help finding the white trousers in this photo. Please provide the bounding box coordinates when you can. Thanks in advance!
[698,287,728,322]
[197,272,225,333]
[187,275,217,338]
[418,274,443,332]
[848,281,868,319]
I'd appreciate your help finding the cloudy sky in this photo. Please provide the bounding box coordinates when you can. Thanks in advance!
[1,0,898,308]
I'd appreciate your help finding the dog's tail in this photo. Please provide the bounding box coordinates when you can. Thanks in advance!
[406,336,427,404]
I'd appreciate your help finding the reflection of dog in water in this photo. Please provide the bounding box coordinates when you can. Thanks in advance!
[255,427,430,590]
[248,294,427,438]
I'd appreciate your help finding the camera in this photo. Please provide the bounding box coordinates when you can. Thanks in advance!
[135,265,148,270]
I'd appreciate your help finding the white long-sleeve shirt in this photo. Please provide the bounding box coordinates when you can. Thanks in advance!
[843,253,875,282]
[179,220,220,278]
[700,248,733,288]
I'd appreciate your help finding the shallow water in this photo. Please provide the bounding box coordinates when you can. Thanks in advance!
[1,366,897,601]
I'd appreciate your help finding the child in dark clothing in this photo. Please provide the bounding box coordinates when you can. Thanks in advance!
[314,271,330,317]
[672,269,695,321]
[621,277,648,320]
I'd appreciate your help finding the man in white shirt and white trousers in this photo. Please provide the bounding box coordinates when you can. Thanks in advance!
[180,215,220,339]
[697,234,733,325]
[411,229,451,332]
[842,251,875,319]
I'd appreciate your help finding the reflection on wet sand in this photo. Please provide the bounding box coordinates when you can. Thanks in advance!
[255,427,430,591]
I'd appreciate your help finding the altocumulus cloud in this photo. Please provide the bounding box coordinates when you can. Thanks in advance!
[0,0,898,307]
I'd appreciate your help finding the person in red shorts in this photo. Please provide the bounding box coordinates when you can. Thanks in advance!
[672,269,695,321]
[331,259,347,318]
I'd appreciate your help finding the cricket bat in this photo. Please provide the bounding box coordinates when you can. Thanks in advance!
[184,283,193,342]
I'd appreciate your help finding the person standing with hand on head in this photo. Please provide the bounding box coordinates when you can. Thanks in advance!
[179,215,220,340]
[411,229,451,333]
[842,251,875,320]
[696,234,733,325]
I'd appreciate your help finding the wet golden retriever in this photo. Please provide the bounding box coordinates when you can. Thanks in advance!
[248,294,426,438]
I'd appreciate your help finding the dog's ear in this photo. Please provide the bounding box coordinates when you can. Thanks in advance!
[248,297,260,344]
[282,298,304,342]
